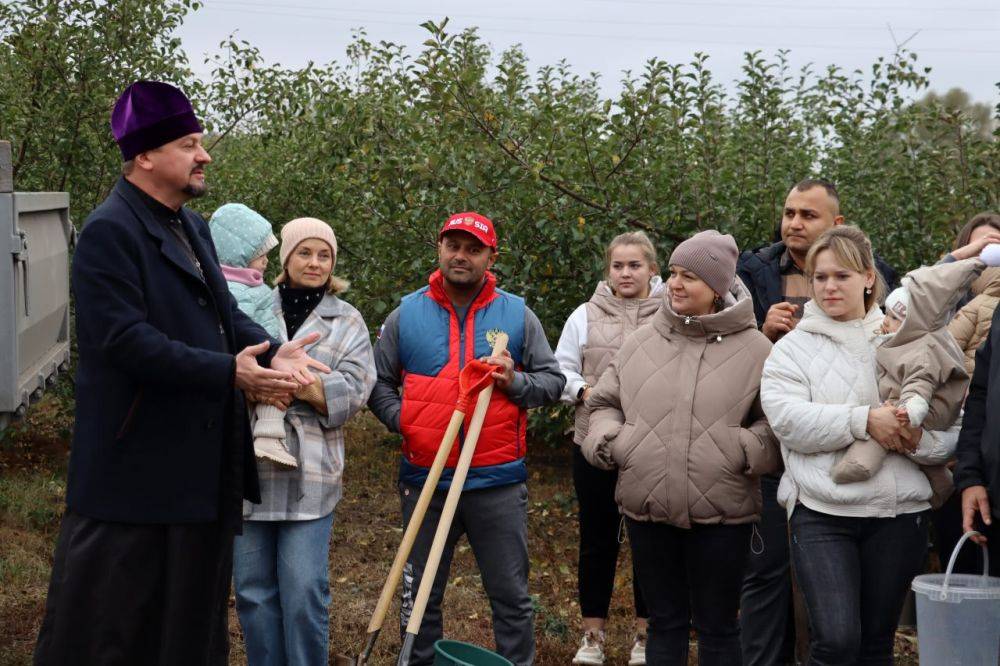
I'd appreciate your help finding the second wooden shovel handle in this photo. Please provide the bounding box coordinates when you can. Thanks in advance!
[403,333,509,637]
[366,334,510,636]
[365,410,463,634]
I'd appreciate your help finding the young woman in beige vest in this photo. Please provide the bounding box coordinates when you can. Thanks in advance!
[555,231,663,665]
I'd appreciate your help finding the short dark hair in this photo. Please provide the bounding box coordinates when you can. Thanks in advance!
[793,178,840,207]
[121,159,135,176]
[953,212,1000,252]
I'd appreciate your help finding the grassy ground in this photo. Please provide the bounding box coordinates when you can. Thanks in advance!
[0,393,919,665]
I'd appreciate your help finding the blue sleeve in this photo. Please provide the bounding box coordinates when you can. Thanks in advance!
[196,221,280,364]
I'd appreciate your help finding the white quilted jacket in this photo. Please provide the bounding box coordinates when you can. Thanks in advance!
[761,301,958,518]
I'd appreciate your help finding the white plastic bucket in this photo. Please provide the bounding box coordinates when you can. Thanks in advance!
[911,531,1000,665]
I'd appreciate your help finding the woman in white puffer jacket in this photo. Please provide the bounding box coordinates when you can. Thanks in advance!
[760,226,957,666]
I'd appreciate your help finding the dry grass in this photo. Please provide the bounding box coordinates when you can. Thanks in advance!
[1,398,920,664]
[318,413,621,665]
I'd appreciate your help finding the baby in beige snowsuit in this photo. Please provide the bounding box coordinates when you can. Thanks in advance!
[830,250,1000,505]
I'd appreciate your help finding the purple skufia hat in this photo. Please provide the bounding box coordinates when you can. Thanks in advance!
[111,81,203,160]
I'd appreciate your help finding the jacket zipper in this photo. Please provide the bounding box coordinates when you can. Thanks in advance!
[684,314,724,343]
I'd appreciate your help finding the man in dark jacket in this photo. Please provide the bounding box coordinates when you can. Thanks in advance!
[954,306,1000,572]
[737,179,899,340]
[34,81,328,665]
[736,178,899,666]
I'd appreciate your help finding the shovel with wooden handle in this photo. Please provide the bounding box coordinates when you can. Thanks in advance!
[334,334,508,666]
[396,333,509,666]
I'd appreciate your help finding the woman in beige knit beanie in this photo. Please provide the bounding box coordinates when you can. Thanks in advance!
[666,229,739,315]
[235,214,376,665]
[581,227,779,664]
[275,216,348,294]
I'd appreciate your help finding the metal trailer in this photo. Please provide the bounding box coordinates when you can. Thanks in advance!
[0,140,74,432]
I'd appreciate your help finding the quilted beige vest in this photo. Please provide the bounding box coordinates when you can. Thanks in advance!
[574,279,662,445]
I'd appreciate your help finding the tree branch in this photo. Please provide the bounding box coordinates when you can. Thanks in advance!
[449,80,611,213]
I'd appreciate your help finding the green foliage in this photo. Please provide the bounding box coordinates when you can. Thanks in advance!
[192,22,998,341]
[0,0,200,212]
[2,1,998,445]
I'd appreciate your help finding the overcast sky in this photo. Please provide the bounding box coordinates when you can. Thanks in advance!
[177,0,1000,106]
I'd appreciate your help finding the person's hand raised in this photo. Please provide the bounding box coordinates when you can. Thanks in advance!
[950,231,1000,260]
[235,341,299,393]
[762,302,799,341]
[272,332,332,385]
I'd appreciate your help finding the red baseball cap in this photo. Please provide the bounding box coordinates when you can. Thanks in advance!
[438,212,497,250]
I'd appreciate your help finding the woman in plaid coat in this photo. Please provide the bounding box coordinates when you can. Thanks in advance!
[233,217,376,665]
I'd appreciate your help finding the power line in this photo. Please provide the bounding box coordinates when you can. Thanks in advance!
[585,0,999,11]
[198,5,1000,55]
[206,0,1000,32]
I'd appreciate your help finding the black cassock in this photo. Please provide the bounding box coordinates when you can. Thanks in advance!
[34,178,273,664]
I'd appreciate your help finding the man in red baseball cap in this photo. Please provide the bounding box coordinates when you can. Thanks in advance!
[438,211,498,248]
[369,212,564,665]
[434,212,499,293]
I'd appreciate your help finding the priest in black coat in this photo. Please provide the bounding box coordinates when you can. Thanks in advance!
[34,80,329,665]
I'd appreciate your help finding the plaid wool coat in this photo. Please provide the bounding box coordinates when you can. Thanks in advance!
[244,291,376,521]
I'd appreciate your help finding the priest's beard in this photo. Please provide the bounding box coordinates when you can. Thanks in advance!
[183,182,208,198]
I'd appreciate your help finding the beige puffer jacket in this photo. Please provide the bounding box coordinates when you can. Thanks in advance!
[948,268,1000,375]
[582,279,780,527]
[573,280,663,444]
[877,258,979,428]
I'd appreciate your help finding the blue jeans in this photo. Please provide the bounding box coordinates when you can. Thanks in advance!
[233,513,335,666]
[790,506,928,666]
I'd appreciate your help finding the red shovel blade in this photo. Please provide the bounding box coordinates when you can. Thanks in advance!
[456,359,501,413]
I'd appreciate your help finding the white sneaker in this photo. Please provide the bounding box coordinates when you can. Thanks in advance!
[628,632,646,666]
[255,437,298,469]
[572,630,606,665]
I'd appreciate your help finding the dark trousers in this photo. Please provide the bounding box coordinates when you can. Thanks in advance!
[399,482,534,666]
[740,474,796,666]
[931,491,1000,574]
[627,518,752,666]
[573,446,647,620]
[34,510,233,666]
[789,506,928,666]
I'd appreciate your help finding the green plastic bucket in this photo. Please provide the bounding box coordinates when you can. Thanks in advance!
[433,640,513,666]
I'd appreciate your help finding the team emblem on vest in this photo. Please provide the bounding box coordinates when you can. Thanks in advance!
[486,328,506,347]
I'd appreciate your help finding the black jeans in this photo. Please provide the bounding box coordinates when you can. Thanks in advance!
[627,518,752,666]
[740,474,795,666]
[789,506,929,666]
[573,446,647,620]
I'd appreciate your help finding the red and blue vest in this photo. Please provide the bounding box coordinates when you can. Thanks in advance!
[398,270,527,490]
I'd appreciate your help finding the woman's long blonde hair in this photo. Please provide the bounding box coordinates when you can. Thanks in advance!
[804,226,885,312]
